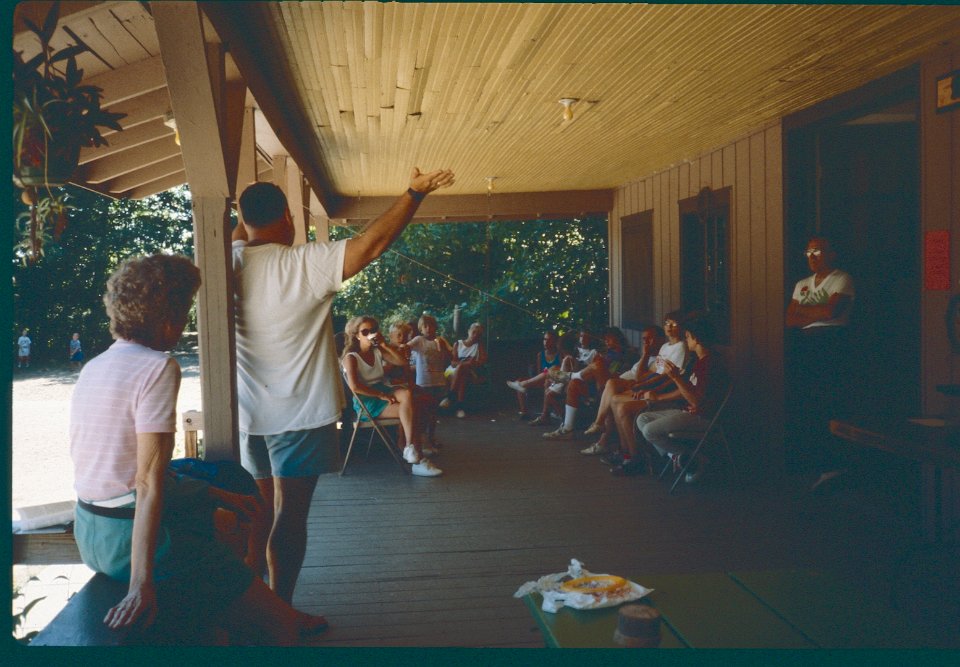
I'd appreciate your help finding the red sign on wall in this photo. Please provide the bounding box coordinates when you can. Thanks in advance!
[924,230,951,291]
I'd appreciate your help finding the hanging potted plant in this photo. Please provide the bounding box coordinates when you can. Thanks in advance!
[12,1,126,190]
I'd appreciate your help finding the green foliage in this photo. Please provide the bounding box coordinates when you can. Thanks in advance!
[12,576,44,644]
[11,185,195,364]
[331,217,608,340]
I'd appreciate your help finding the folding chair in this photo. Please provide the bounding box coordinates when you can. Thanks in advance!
[340,376,409,476]
[657,383,737,494]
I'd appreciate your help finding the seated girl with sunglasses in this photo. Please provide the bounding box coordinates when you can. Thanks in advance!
[341,315,442,477]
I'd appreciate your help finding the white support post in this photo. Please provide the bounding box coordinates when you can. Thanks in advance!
[154,2,239,460]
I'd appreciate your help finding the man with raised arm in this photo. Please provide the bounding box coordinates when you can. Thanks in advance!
[231,168,455,605]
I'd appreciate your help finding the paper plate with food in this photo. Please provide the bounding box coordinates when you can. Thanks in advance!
[513,559,653,612]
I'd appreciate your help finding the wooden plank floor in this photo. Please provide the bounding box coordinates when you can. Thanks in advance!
[289,402,948,647]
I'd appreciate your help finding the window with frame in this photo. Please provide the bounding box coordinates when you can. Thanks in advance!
[679,187,731,343]
[620,210,655,330]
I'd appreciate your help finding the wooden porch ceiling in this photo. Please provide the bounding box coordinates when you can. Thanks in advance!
[13,2,960,218]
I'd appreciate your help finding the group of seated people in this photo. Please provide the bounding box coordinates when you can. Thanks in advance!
[340,314,488,478]
[507,311,727,481]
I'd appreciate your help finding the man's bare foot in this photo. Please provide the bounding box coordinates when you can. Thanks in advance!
[296,610,329,636]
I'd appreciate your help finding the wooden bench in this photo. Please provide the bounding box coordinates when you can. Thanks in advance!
[522,569,936,648]
[30,573,219,646]
[13,527,81,565]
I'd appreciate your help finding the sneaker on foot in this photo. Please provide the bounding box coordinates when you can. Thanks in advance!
[529,414,549,426]
[583,422,604,436]
[402,444,420,464]
[611,458,646,476]
[506,380,527,394]
[456,409,466,418]
[543,427,573,439]
[684,456,708,484]
[411,460,443,477]
[439,397,451,409]
[600,451,626,466]
[810,469,841,491]
[580,442,606,455]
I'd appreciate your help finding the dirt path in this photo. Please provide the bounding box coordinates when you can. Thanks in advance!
[11,351,202,509]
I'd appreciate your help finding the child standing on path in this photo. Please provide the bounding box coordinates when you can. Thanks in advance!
[69,332,84,370]
[406,314,452,451]
[17,329,31,368]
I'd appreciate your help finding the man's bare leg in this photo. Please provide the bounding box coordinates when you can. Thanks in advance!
[257,475,320,604]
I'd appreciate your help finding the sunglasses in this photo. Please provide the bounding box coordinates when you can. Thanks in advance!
[360,326,379,337]
[805,249,823,257]
[664,320,679,327]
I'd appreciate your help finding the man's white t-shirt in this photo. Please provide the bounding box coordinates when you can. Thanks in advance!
[619,339,687,381]
[791,269,855,328]
[232,239,347,435]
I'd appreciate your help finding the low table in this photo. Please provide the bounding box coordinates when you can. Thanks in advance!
[522,569,936,648]
[830,417,960,544]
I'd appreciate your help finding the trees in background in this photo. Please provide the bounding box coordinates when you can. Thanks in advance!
[11,185,608,365]
[11,185,195,365]
[330,216,608,340]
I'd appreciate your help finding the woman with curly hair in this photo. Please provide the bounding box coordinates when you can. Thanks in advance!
[70,254,327,644]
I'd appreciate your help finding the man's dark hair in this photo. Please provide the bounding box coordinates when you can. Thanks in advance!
[238,182,288,227]
[682,312,715,346]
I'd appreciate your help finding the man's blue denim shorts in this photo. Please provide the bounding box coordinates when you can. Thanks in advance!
[240,423,339,479]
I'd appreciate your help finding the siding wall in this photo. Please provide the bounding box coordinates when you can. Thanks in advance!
[610,123,785,469]
[921,47,960,417]
[608,45,960,474]
[920,48,960,534]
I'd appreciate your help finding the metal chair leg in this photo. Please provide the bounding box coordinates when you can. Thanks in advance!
[339,425,362,476]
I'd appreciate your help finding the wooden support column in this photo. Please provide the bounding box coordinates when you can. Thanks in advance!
[271,155,307,245]
[154,2,238,461]
[236,107,258,198]
[287,168,307,246]
[309,189,330,242]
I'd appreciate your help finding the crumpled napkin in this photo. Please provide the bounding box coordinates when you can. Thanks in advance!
[513,558,653,613]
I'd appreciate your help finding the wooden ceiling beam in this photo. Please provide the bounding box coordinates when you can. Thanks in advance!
[202,1,340,214]
[79,118,173,165]
[104,155,185,193]
[84,54,168,106]
[330,190,614,222]
[79,135,180,183]
[154,4,229,197]
[101,88,174,134]
[124,171,188,200]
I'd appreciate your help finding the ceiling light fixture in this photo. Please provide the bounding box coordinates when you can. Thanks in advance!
[559,98,578,122]
[486,176,497,194]
[163,110,180,146]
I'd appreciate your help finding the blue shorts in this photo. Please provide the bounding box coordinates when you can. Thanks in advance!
[74,481,253,627]
[351,382,394,421]
[240,423,339,479]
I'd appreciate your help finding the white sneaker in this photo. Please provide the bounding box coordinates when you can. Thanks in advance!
[543,427,573,439]
[411,460,443,477]
[402,444,420,464]
[506,380,527,394]
[439,397,451,409]
[456,409,466,418]
[580,442,605,455]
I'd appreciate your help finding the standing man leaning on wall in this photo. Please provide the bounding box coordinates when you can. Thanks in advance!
[232,167,455,607]
[785,236,855,491]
